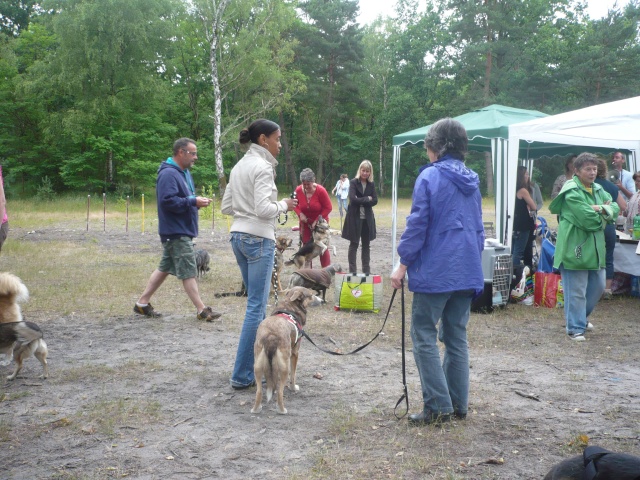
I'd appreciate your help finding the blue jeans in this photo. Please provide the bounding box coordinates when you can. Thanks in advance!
[411,290,474,416]
[511,230,530,268]
[230,233,275,388]
[559,266,605,335]
[338,197,348,217]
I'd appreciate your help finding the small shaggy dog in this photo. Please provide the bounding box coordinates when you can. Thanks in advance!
[195,249,210,277]
[0,272,48,380]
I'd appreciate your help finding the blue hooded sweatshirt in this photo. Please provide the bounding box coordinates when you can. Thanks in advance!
[397,155,485,297]
[156,158,199,241]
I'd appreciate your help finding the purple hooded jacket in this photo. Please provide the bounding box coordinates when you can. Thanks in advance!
[397,155,485,297]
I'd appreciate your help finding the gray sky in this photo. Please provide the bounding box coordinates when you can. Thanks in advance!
[358,0,632,25]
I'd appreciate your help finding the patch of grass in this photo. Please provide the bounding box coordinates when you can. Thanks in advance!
[76,397,162,438]
[0,390,31,402]
[0,418,12,442]
[59,360,164,384]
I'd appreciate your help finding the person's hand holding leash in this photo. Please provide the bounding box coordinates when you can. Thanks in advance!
[391,263,407,290]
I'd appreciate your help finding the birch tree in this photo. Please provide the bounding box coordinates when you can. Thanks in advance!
[196,0,302,194]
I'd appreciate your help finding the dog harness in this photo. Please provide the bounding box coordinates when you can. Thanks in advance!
[274,310,304,345]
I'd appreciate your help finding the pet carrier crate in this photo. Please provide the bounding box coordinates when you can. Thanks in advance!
[472,245,512,313]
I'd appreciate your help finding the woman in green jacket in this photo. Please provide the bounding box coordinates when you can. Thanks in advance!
[549,153,619,341]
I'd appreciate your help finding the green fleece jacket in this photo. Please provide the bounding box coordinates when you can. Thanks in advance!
[549,176,619,270]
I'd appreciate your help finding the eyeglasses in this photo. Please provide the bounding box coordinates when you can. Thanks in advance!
[182,149,197,156]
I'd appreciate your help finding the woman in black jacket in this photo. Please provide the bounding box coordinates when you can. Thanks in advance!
[342,160,378,274]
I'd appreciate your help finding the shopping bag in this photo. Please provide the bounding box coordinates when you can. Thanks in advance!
[538,238,556,273]
[334,273,383,313]
[510,266,534,305]
[533,271,562,308]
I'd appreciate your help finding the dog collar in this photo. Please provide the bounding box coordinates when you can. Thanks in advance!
[275,311,304,344]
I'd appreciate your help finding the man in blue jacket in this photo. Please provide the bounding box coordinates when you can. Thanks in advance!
[391,118,484,425]
[134,138,222,322]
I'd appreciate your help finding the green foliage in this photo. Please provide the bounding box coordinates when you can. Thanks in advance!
[35,175,56,201]
[199,184,215,221]
[1,0,640,197]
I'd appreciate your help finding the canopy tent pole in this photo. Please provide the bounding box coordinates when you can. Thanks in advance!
[391,145,401,271]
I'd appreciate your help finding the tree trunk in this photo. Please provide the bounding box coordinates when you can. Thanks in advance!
[484,151,494,197]
[279,111,296,192]
[209,0,231,196]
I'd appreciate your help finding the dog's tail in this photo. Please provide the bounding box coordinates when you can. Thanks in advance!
[0,273,29,303]
[0,321,43,345]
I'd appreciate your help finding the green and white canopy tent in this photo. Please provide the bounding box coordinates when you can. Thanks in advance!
[391,104,555,267]
[391,101,638,269]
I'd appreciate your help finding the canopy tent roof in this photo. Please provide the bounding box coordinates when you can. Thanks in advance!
[504,96,640,246]
[392,104,548,150]
[508,96,640,151]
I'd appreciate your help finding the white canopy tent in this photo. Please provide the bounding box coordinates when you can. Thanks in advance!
[506,96,640,246]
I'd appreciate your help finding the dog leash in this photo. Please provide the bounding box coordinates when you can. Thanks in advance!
[299,287,398,357]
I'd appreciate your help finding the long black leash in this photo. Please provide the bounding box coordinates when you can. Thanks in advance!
[297,283,410,418]
[393,283,409,419]
[300,288,397,356]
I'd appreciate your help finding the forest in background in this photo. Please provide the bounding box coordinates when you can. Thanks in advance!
[1,0,640,199]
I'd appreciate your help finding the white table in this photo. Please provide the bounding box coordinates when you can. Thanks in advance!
[614,240,640,276]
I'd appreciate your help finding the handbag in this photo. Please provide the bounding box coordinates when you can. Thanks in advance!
[334,273,383,313]
[510,266,534,305]
[533,271,562,308]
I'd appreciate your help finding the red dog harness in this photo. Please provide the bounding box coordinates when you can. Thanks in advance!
[276,312,304,345]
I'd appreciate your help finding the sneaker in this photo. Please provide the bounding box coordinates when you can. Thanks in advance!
[197,306,222,322]
[133,303,162,318]
[569,333,586,341]
[586,322,594,331]
[602,290,613,300]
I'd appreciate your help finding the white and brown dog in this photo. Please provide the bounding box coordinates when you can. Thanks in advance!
[251,287,316,415]
[285,216,333,269]
[0,272,48,380]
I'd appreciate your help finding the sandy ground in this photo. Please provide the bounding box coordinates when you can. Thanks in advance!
[1,222,640,479]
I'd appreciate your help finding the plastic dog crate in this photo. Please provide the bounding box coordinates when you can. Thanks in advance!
[472,246,512,313]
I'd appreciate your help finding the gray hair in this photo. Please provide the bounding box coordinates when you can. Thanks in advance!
[173,138,196,155]
[300,168,316,183]
[573,152,599,172]
[424,118,468,160]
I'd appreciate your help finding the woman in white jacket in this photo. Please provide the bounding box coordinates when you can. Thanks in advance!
[221,119,298,389]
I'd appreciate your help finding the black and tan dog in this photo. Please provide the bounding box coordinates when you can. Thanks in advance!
[288,264,342,303]
[544,446,640,480]
[251,287,316,415]
[0,321,49,380]
[0,272,48,380]
[272,235,293,293]
[285,216,331,269]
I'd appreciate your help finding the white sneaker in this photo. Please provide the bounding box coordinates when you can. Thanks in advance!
[569,333,586,341]
[586,322,594,331]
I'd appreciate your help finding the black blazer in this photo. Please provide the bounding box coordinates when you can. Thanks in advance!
[341,178,377,243]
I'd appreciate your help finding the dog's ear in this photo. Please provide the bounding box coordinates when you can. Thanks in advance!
[288,287,304,303]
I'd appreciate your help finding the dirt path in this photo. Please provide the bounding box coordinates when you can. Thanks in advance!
[1,223,640,479]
